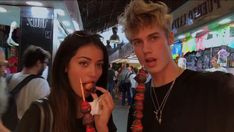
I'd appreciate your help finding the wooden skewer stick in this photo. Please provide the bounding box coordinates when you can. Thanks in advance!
[80,78,86,102]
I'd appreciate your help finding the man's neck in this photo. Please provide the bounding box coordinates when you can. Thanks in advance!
[151,62,183,87]
[21,67,38,75]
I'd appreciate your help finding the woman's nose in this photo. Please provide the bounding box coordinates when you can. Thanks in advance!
[89,65,98,77]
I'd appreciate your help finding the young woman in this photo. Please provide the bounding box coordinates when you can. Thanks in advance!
[16,31,117,132]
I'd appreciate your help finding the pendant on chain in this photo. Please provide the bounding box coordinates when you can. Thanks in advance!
[154,110,162,124]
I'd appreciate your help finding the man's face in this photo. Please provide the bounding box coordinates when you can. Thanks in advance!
[38,59,49,75]
[0,51,7,76]
[128,25,174,74]
[0,63,6,77]
[211,57,218,68]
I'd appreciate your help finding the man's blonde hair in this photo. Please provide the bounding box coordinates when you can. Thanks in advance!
[119,0,173,38]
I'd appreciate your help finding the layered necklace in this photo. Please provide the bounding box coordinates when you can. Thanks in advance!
[150,80,176,124]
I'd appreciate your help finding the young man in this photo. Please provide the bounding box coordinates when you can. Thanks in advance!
[7,45,51,120]
[119,0,234,132]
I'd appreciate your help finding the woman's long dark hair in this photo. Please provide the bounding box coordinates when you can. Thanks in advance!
[49,31,109,132]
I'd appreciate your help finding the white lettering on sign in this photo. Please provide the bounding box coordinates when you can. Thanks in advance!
[26,18,48,28]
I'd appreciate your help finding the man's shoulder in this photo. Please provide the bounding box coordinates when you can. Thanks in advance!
[28,77,48,85]
[189,70,234,92]
[176,69,233,87]
[199,70,233,80]
[26,77,50,94]
[15,75,48,90]
[182,69,229,79]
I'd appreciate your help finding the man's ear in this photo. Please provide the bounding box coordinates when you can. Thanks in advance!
[168,31,174,46]
[36,60,41,66]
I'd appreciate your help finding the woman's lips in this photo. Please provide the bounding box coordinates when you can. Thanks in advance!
[84,82,94,89]
[83,82,96,94]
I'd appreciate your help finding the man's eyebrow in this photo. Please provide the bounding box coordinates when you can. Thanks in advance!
[130,38,140,43]
[130,32,160,42]
[148,32,160,37]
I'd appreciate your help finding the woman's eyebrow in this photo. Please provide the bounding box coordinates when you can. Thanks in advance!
[76,56,91,61]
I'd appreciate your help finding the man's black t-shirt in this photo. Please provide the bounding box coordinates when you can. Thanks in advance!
[128,69,234,132]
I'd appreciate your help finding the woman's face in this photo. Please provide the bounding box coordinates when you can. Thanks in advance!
[67,44,104,98]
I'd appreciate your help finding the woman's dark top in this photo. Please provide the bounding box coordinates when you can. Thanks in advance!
[15,100,117,132]
[128,69,234,132]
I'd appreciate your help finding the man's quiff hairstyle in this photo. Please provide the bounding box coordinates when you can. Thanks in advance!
[119,0,173,38]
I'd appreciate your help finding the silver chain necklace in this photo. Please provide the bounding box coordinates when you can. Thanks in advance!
[150,80,175,124]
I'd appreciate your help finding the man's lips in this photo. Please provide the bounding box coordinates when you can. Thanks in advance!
[145,58,156,62]
[145,58,157,67]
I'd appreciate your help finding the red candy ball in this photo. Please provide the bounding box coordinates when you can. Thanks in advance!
[81,101,91,113]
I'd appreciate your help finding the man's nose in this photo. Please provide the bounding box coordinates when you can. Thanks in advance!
[142,42,151,53]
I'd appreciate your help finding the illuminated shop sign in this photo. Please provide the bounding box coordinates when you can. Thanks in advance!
[26,18,49,29]
[172,0,221,30]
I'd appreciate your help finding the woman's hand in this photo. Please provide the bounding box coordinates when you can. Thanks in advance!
[91,86,114,132]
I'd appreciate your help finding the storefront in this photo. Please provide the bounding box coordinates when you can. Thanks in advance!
[0,1,82,76]
[171,0,234,74]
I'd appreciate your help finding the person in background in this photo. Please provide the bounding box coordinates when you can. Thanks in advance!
[119,63,132,106]
[119,0,234,131]
[0,48,8,78]
[107,63,116,98]
[8,47,18,73]
[106,40,112,52]
[16,31,117,132]
[112,66,118,98]
[206,56,228,73]
[129,66,137,104]
[177,55,187,69]
[144,69,151,84]
[0,48,10,132]
[7,45,51,120]
[115,66,122,99]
